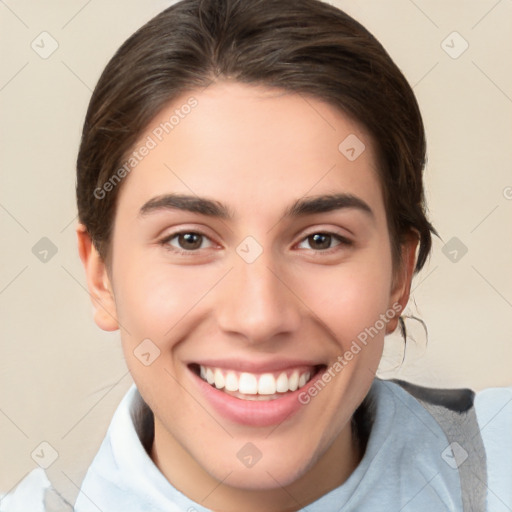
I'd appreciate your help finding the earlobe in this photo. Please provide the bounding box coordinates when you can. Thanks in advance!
[386,235,419,334]
[76,223,119,332]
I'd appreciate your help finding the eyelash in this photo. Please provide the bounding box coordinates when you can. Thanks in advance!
[158,230,352,256]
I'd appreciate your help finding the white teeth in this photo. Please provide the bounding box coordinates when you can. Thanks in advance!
[214,368,225,389]
[289,370,299,391]
[205,367,215,385]
[239,372,258,394]
[225,372,238,392]
[276,372,289,393]
[258,373,277,395]
[197,365,315,396]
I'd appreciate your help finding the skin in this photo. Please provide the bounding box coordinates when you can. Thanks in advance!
[77,81,418,512]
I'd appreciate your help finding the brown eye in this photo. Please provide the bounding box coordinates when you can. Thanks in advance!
[161,231,214,253]
[307,233,333,250]
[297,232,351,253]
[177,232,203,250]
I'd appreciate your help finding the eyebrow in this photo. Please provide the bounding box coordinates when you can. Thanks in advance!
[138,192,374,220]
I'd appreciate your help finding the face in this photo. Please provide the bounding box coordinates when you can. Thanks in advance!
[79,81,415,508]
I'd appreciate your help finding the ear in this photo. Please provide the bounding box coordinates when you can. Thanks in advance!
[76,223,119,332]
[386,234,419,334]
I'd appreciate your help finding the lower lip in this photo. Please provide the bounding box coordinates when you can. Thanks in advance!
[189,368,322,427]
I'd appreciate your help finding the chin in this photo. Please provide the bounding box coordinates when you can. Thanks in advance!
[206,447,320,491]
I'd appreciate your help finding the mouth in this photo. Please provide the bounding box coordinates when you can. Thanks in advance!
[189,363,325,401]
[187,360,327,426]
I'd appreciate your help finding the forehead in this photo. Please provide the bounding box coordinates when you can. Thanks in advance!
[115,81,386,225]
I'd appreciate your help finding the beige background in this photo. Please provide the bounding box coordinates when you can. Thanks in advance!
[1,0,511,504]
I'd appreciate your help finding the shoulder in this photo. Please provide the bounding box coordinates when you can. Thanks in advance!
[474,385,512,510]
[389,378,475,412]
[385,378,512,511]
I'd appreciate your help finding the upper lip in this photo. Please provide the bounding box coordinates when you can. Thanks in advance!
[188,358,324,374]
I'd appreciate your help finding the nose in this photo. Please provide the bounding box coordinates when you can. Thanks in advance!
[215,251,302,345]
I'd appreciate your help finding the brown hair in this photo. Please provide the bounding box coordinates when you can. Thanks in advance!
[76,0,437,272]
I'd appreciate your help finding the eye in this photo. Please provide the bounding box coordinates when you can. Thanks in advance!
[160,231,214,253]
[297,232,350,252]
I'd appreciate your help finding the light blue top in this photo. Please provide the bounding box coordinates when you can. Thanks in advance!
[70,378,512,511]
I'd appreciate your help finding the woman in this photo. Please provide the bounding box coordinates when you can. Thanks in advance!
[73,0,511,510]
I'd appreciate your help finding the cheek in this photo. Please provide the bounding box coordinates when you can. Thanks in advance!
[115,272,173,336]
[113,256,221,345]
[112,261,210,410]
[298,255,394,345]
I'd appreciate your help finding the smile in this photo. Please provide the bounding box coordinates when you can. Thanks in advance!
[190,362,322,398]
[187,361,326,426]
